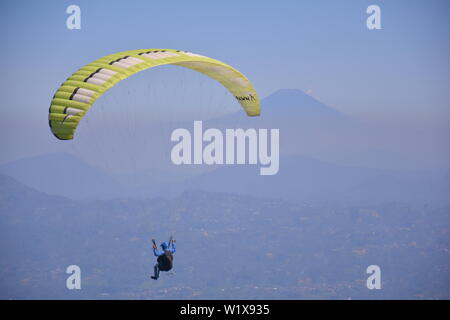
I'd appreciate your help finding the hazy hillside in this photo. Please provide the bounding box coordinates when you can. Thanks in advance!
[1,174,449,299]
[176,154,450,205]
[0,153,126,200]
[2,151,448,206]
[0,89,448,205]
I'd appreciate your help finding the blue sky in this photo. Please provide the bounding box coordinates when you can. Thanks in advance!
[0,0,449,167]
[1,0,449,116]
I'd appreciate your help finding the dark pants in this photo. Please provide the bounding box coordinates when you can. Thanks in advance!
[153,263,160,279]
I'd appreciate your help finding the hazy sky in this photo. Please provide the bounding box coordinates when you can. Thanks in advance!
[0,0,449,168]
[1,0,449,114]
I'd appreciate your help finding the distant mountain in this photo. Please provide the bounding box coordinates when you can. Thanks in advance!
[210,88,351,126]
[261,89,348,118]
[0,173,68,208]
[204,88,362,161]
[0,89,447,204]
[0,153,126,200]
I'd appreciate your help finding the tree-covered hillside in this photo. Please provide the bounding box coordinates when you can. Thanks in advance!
[0,175,449,299]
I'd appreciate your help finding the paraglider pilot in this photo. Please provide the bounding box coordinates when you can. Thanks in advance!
[151,238,176,280]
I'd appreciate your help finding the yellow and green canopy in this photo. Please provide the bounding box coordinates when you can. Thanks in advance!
[49,49,260,140]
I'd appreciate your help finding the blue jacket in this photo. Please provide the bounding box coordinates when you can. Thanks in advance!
[153,241,176,257]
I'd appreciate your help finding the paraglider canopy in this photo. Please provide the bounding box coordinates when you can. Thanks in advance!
[49,49,260,140]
